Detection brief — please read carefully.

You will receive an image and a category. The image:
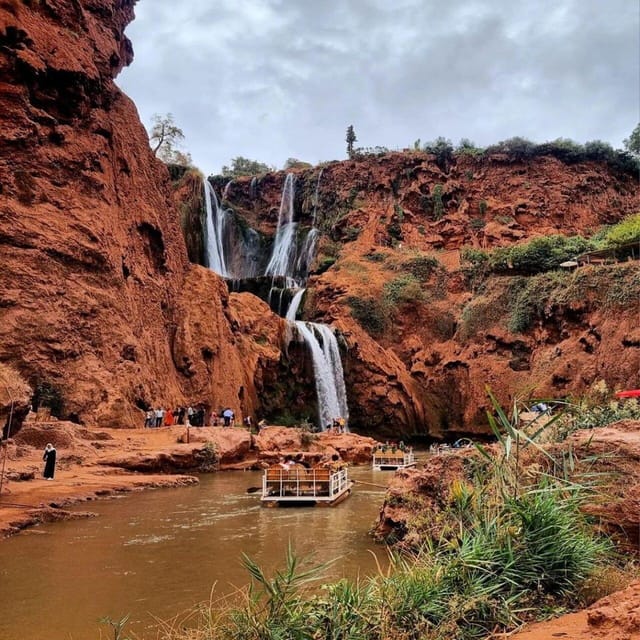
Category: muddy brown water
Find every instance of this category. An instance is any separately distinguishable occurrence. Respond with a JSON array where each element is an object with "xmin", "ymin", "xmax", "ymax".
[{"xmin": 0, "ymin": 467, "xmax": 391, "ymax": 640}]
